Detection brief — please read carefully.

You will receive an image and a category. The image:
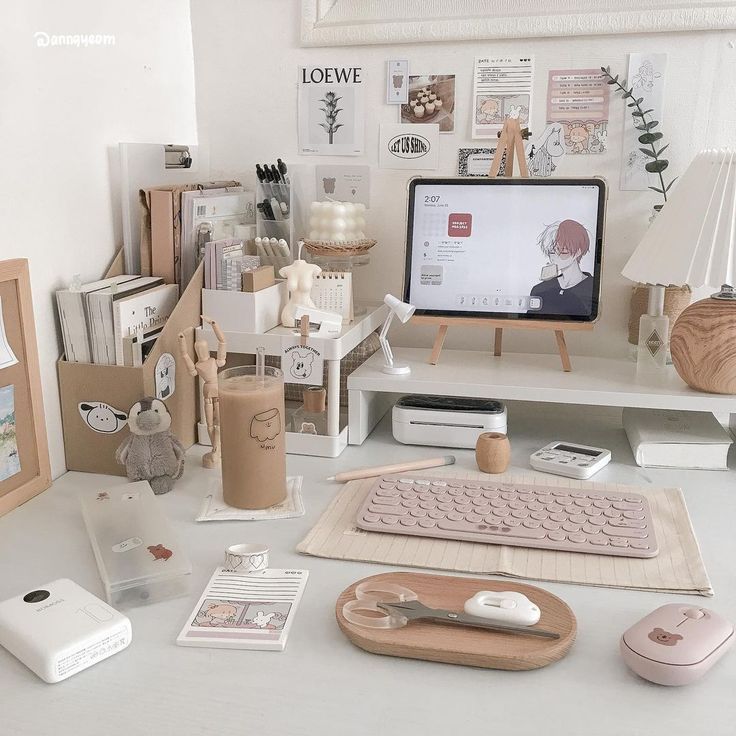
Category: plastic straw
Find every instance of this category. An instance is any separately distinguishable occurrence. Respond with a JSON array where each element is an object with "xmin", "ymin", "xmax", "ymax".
[{"xmin": 256, "ymin": 346, "xmax": 265, "ymax": 380}]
